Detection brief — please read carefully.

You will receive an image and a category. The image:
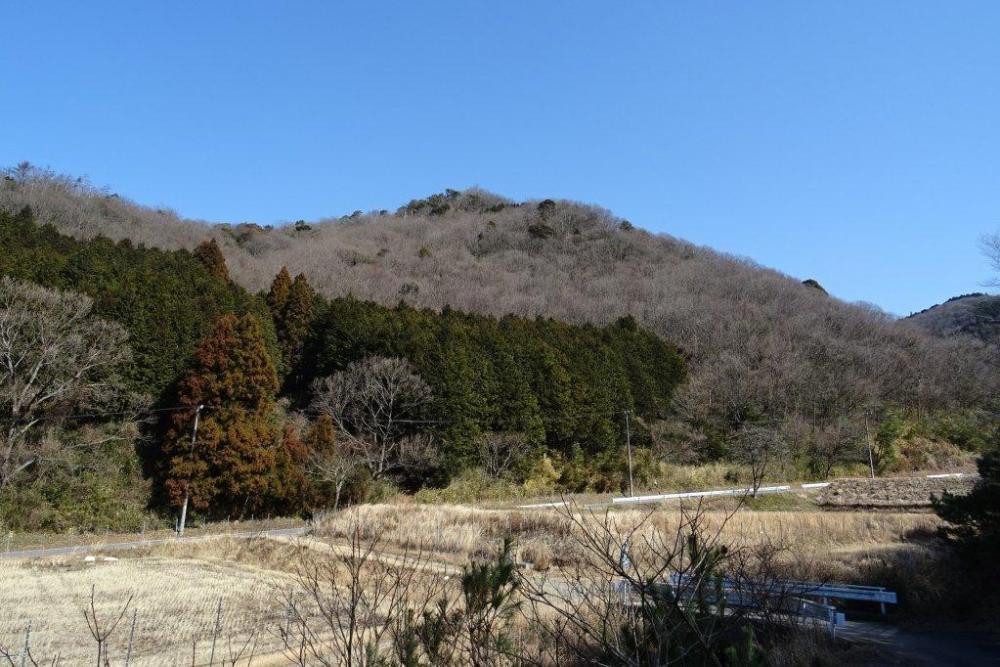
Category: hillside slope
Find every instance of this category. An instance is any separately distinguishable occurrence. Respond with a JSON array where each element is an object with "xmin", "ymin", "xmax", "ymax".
[
  {"xmin": 906, "ymin": 293, "xmax": 1000, "ymax": 345},
  {"xmin": 2, "ymin": 165, "xmax": 996, "ymax": 437}
]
